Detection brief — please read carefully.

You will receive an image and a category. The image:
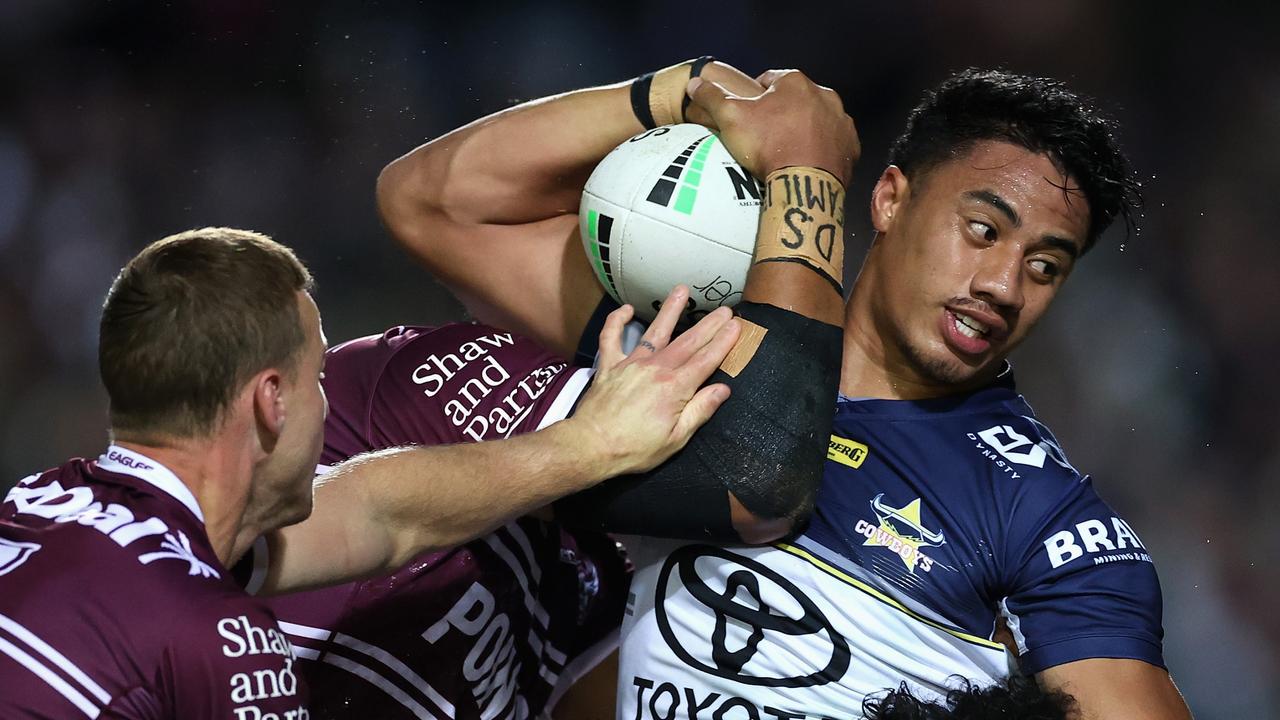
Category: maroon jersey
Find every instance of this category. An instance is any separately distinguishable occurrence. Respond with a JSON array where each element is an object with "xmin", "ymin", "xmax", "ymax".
[
  {"xmin": 261, "ymin": 324, "xmax": 628, "ymax": 719},
  {"xmin": 0, "ymin": 446, "xmax": 308, "ymax": 719}
]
